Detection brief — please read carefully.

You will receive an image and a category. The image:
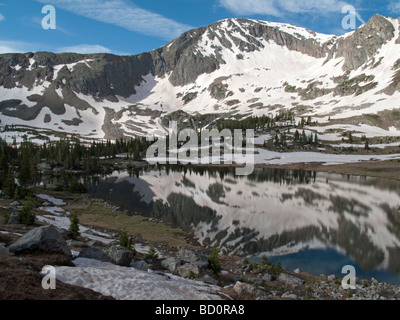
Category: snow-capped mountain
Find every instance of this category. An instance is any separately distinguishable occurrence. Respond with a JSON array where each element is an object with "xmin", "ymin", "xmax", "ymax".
[{"xmin": 0, "ymin": 14, "xmax": 399, "ymax": 142}]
